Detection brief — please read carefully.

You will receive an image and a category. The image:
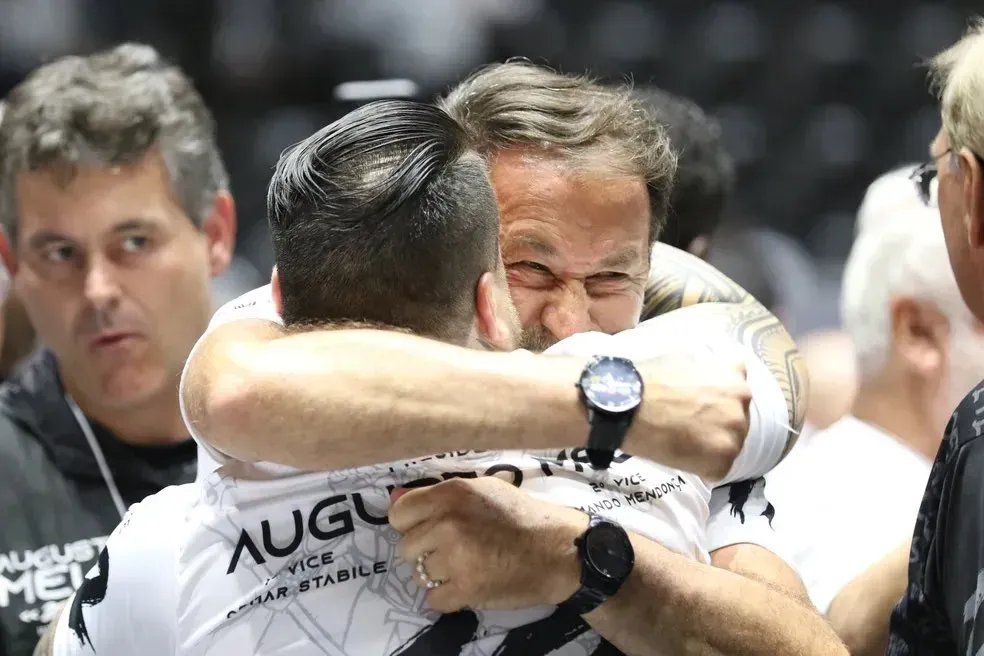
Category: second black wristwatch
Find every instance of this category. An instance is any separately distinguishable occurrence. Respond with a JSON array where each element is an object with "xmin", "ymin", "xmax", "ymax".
[{"xmin": 558, "ymin": 514, "xmax": 636, "ymax": 615}]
